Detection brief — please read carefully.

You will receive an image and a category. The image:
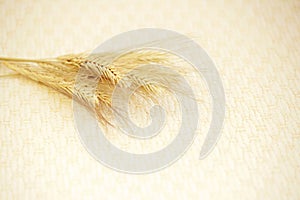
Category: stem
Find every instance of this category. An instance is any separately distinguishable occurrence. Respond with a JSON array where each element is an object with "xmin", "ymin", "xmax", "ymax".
[
  {"xmin": 0, "ymin": 57, "xmax": 58, "ymax": 64},
  {"xmin": 0, "ymin": 57, "xmax": 40, "ymax": 62}
]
